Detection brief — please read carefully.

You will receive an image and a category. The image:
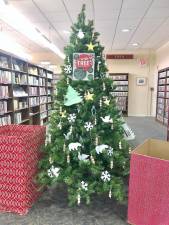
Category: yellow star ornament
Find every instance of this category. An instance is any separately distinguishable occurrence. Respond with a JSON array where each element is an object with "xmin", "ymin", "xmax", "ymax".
[
  {"xmin": 60, "ymin": 110, "xmax": 67, "ymax": 118},
  {"xmin": 84, "ymin": 91, "xmax": 94, "ymax": 101},
  {"xmin": 104, "ymin": 98, "xmax": 110, "ymax": 106},
  {"xmin": 86, "ymin": 42, "xmax": 95, "ymax": 51}
]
